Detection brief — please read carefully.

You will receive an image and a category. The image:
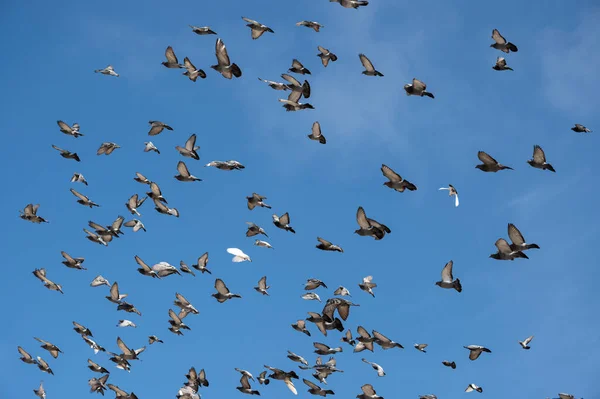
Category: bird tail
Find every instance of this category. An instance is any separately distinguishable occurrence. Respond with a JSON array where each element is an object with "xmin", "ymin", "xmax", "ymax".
[
  {"xmin": 454, "ymin": 279, "xmax": 462, "ymax": 293},
  {"xmin": 515, "ymin": 251, "xmax": 529, "ymax": 259},
  {"xmin": 526, "ymin": 243, "xmax": 540, "ymax": 250},
  {"xmin": 424, "ymin": 92, "xmax": 435, "ymax": 99},
  {"xmin": 231, "ymin": 64, "xmax": 242, "ymax": 78}
]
